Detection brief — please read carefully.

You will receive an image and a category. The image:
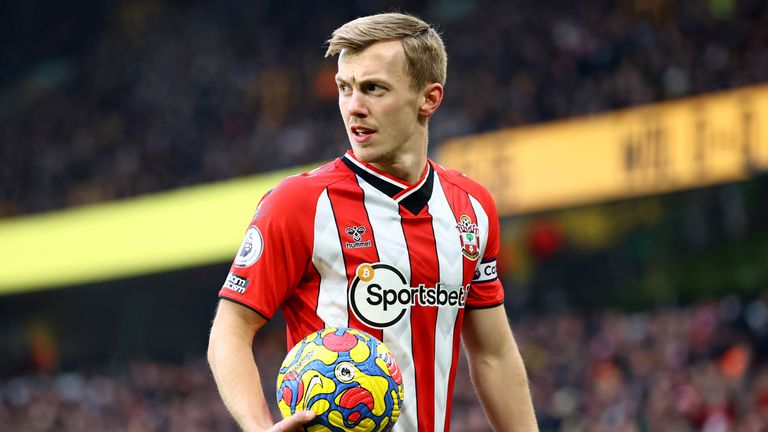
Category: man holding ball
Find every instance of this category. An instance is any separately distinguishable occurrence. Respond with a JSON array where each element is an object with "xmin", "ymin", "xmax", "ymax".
[{"xmin": 208, "ymin": 12, "xmax": 538, "ymax": 432}]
